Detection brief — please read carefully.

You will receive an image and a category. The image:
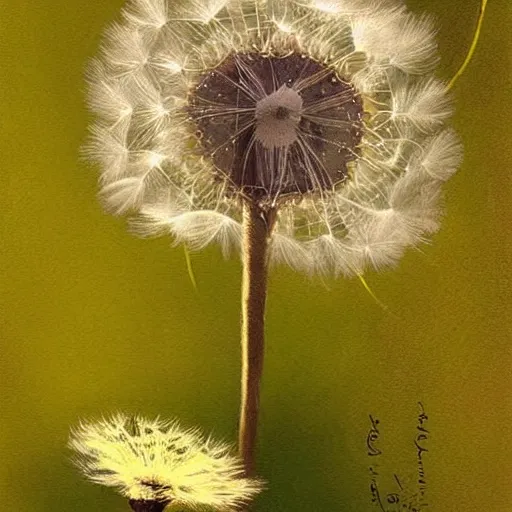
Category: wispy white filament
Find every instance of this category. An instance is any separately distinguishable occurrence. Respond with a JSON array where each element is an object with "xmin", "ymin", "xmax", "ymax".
[{"xmin": 86, "ymin": 0, "xmax": 462, "ymax": 276}]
